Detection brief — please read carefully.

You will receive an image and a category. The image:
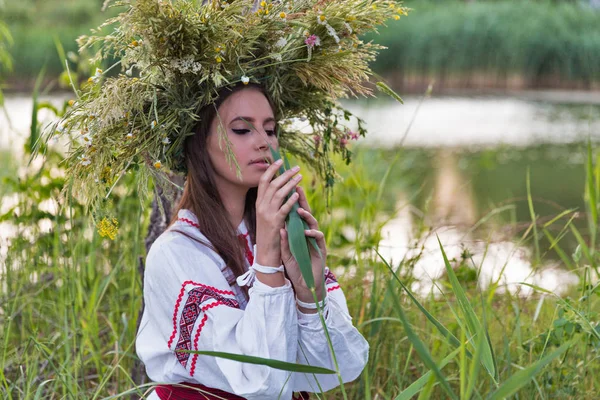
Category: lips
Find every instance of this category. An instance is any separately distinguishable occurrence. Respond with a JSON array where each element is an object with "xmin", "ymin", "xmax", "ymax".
[{"xmin": 250, "ymin": 158, "xmax": 272, "ymax": 165}]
